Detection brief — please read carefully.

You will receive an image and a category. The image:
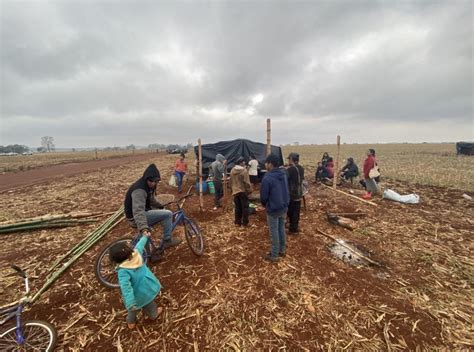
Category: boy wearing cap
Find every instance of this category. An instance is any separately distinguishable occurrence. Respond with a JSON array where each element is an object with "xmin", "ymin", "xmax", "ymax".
[
  {"xmin": 124, "ymin": 164, "xmax": 181, "ymax": 261},
  {"xmin": 286, "ymin": 153, "xmax": 305, "ymax": 234},
  {"xmin": 260, "ymin": 154, "xmax": 289, "ymax": 262},
  {"xmin": 230, "ymin": 157, "xmax": 252, "ymax": 226}
]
